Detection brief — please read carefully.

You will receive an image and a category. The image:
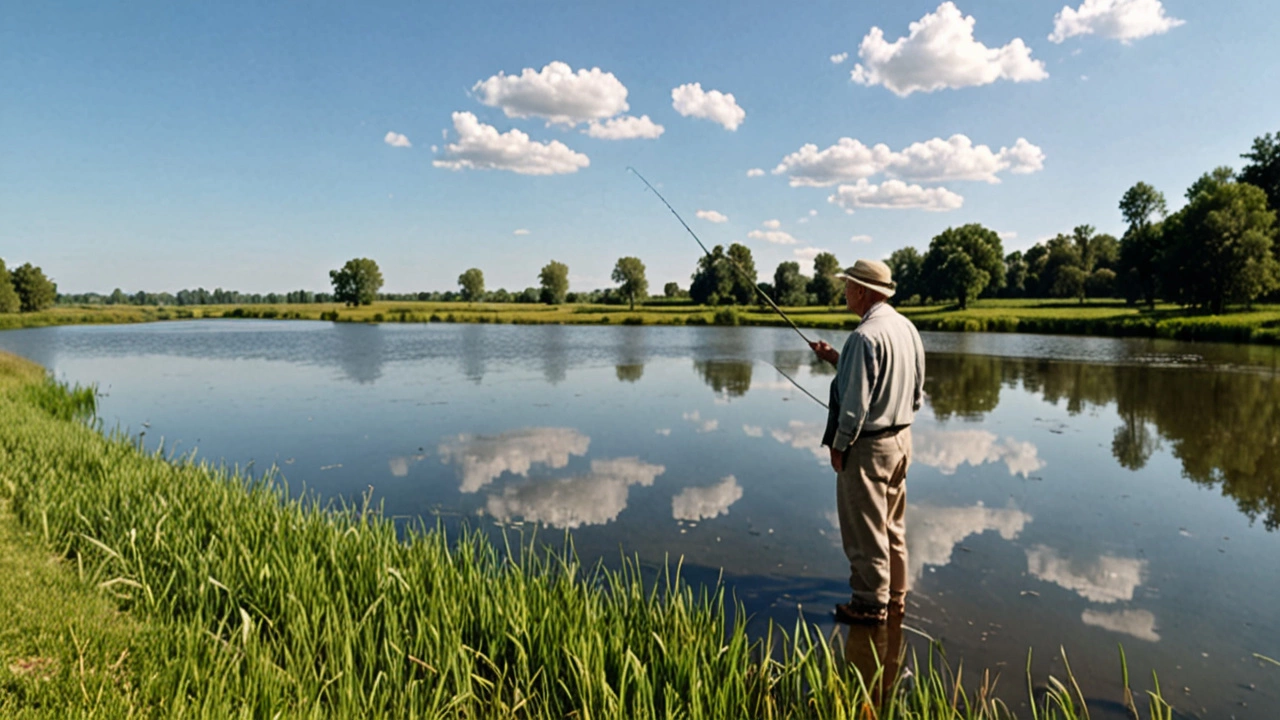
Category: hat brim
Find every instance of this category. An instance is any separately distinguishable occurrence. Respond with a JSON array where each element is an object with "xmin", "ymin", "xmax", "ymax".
[{"xmin": 836, "ymin": 273, "xmax": 896, "ymax": 298}]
